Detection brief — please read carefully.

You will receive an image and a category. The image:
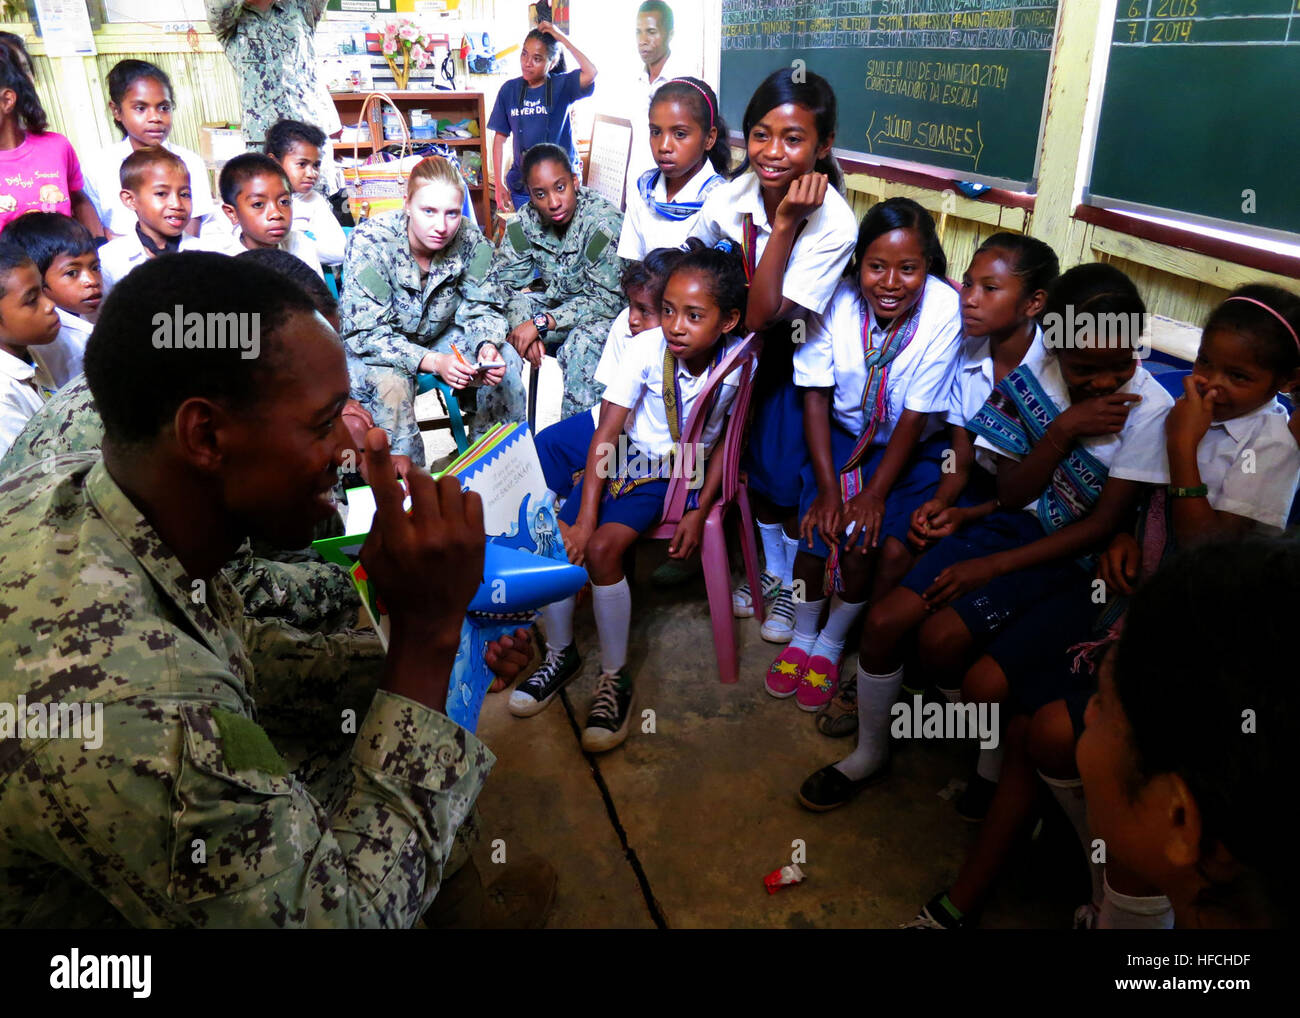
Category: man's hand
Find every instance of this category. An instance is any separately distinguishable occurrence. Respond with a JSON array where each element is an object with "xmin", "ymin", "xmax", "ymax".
[
  {"xmin": 360, "ymin": 429, "xmax": 484, "ymax": 643},
  {"xmin": 494, "ymin": 182, "xmax": 514, "ymax": 213}
]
